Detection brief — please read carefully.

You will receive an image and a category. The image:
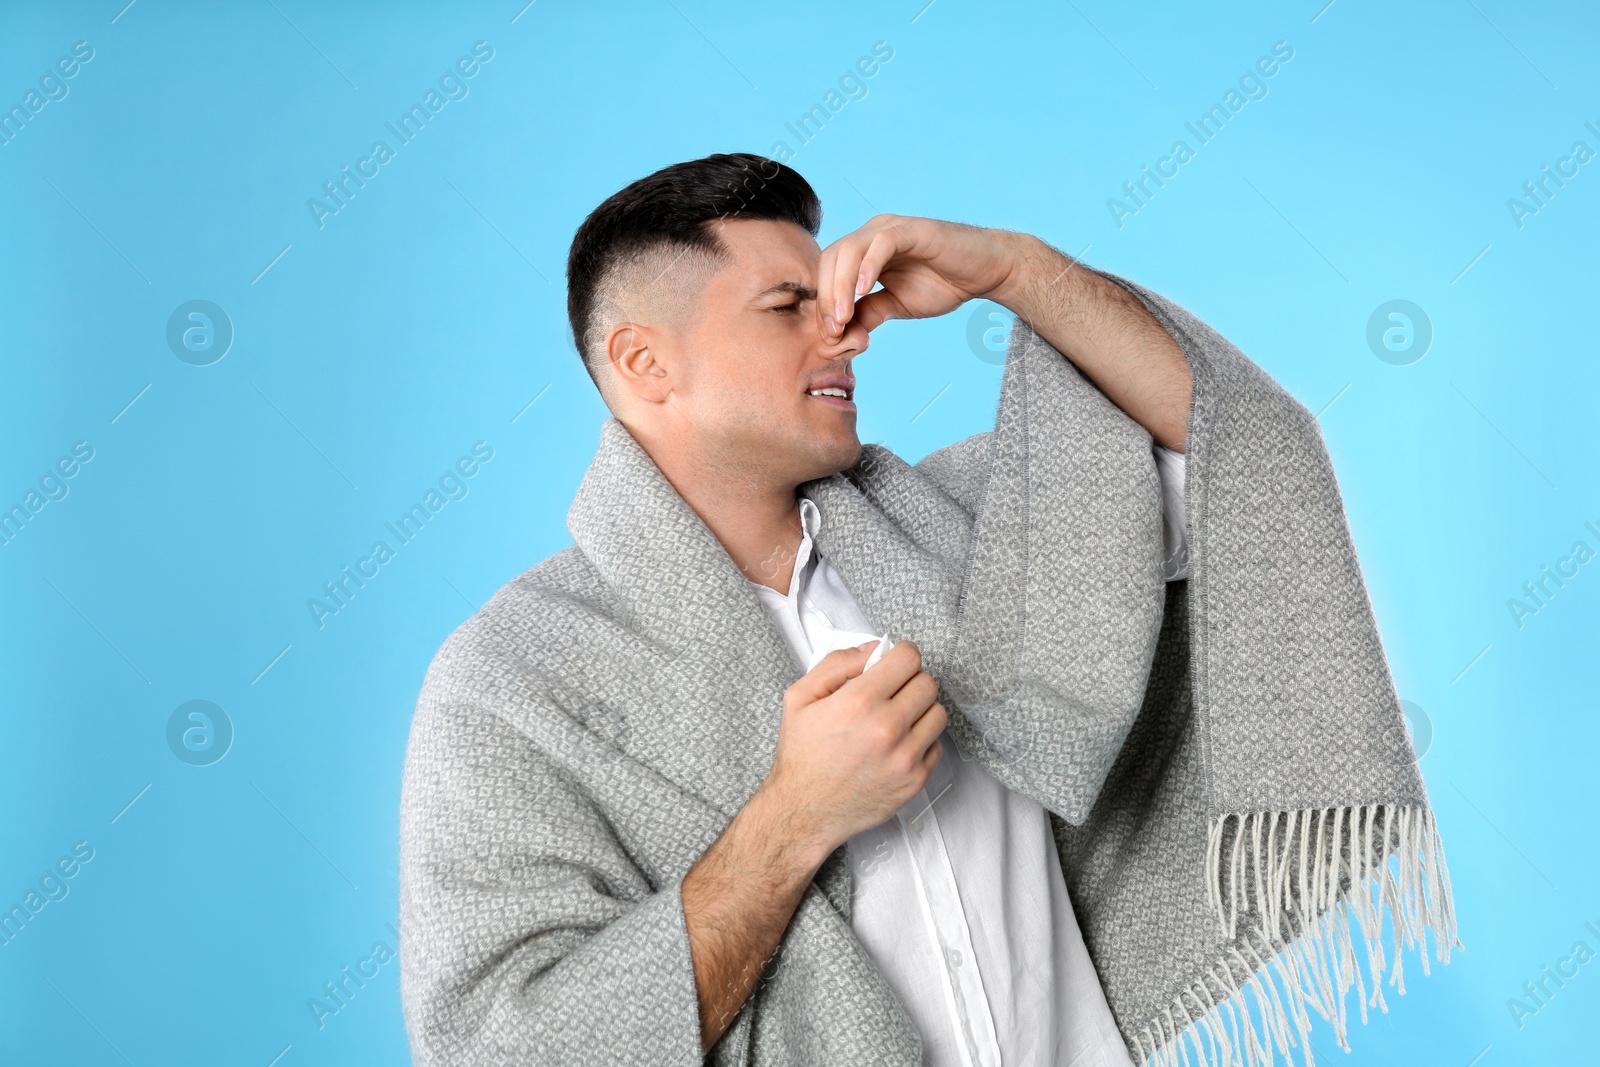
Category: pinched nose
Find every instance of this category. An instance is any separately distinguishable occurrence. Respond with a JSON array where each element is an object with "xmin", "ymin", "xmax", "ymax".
[{"xmin": 817, "ymin": 307, "xmax": 870, "ymax": 359}]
